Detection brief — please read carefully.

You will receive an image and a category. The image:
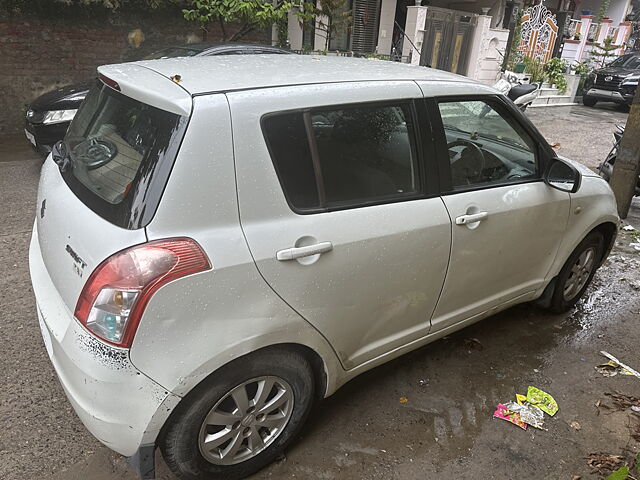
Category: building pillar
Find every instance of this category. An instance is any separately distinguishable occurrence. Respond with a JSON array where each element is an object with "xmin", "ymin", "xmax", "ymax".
[
  {"xmin": 288, "ymin": 9, "xmax": 303, "ymax": 50},
  {"xmin": 402, "ymin": 6, "xmax": 429, "ymax": 64},
  {"xmin": 376, "ymin": 0, "xmax": 398, "ymax": 55}
]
